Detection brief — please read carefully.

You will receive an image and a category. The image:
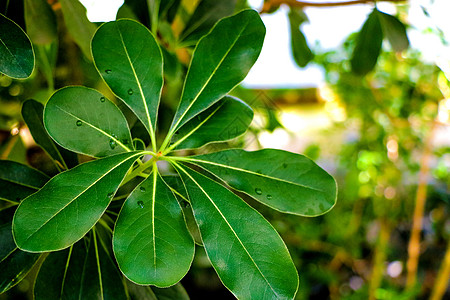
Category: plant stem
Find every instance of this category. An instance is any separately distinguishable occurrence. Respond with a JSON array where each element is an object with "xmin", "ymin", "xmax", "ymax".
[
  {"xmin": 406, "ymin": 120, "xmax": 437, "ymax": 289},
  {"xmin": 429, "ymin": 239, "xmax": 450, "ymax": 300},
  {"xmin": 261, "ymin": 0, "xmax": 406, "ymax": 12},
  {"xmin": 369, "ymin": 219, "xmax": 391, "ymax": 300}
]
